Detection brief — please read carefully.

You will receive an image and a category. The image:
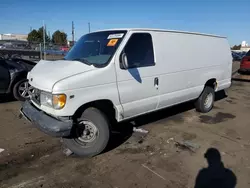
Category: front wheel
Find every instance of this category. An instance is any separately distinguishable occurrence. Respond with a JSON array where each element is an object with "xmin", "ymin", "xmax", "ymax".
[
  {"xmin": 13, "ymin": 79, "xmax": 34, "ymax": 101},
  {"xmin": 195, "ymin": 86, "xmax": 215, "ymax": 113},
  {"xmin": 63, "ymin": 107, "xmax": 110, "ymax": 157}
]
